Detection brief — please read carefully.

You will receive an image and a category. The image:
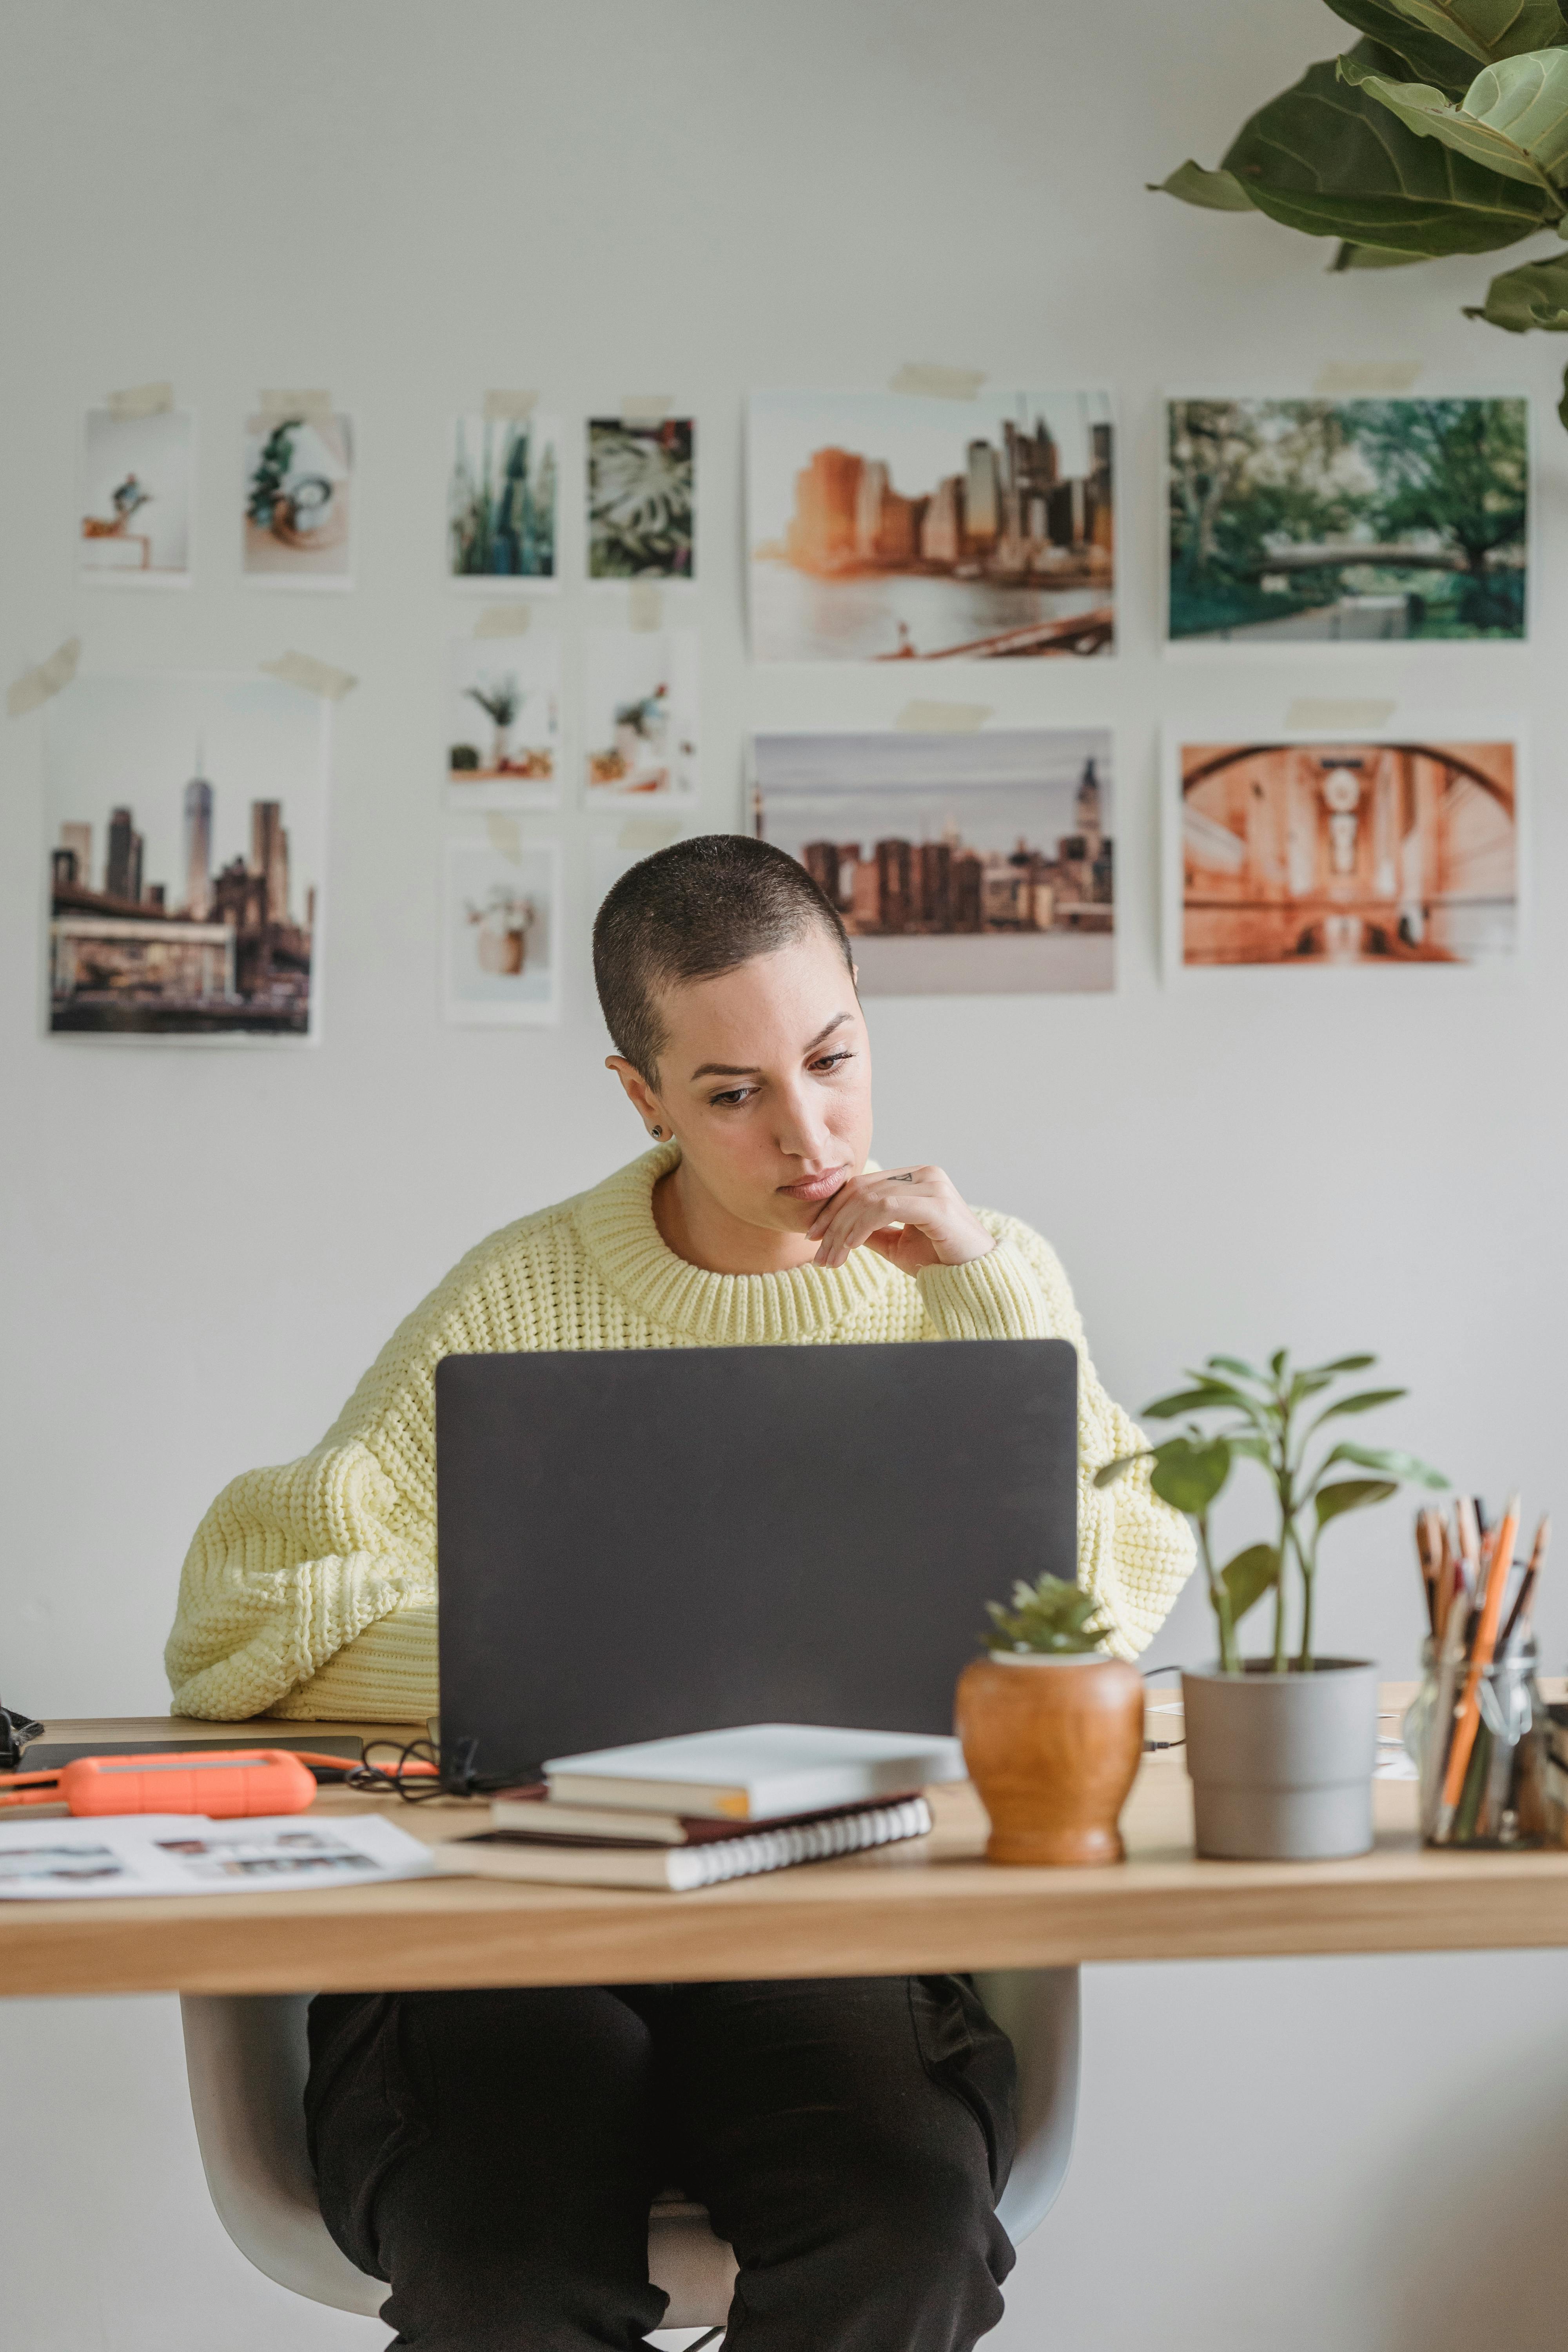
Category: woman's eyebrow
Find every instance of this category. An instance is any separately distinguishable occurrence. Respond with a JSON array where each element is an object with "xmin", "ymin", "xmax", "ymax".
[{"xmin": 689, "ymin": 1012, "xmax": 851, "ymax": 1083}]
